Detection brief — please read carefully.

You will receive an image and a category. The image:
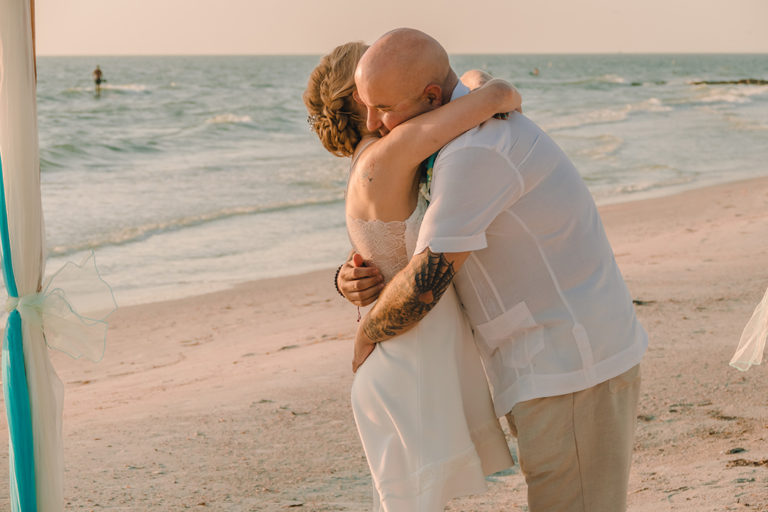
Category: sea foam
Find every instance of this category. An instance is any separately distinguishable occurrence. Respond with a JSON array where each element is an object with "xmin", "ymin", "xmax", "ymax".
[{"xmin": 205, "ymin": 113, "xmax": 253, "ymax": 124}]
